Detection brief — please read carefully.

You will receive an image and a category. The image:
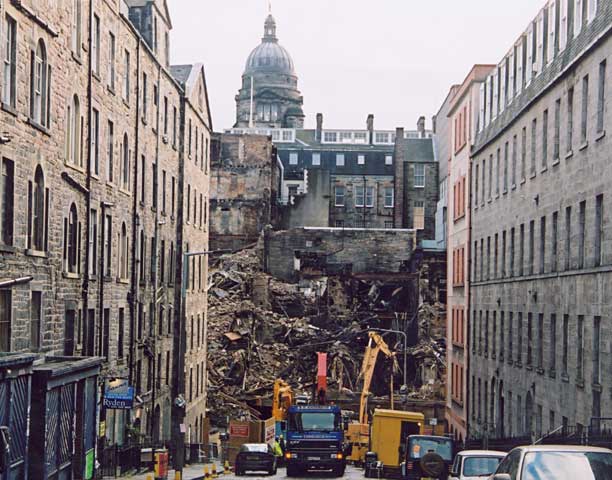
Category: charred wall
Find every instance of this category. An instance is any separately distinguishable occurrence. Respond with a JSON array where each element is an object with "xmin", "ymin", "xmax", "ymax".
[{"xmin": 210, "ymin": 134, "xmax": 279, "ymax": 251}]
